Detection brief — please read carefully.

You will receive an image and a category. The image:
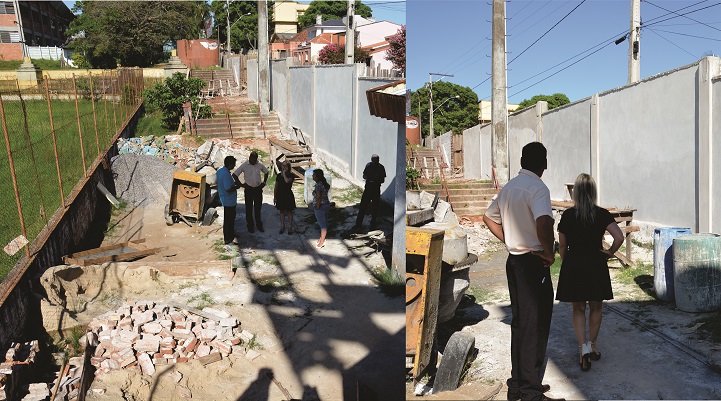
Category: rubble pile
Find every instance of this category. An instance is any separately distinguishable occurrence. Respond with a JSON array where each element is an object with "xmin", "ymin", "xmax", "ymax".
[
  {"xmin": 118, "ymin": 136, "xmax": 197, "ymax": 169},
  {"xmin": 50, "ymin": 357, "xmax": 84, "ymax": 401},
  {"xmin": 86, "ymin": 301, "xmax": 252, "ymax": 377},
  {"xmin": 0, "ymin": 341, "xmax": 48, "ymax": 401}
]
